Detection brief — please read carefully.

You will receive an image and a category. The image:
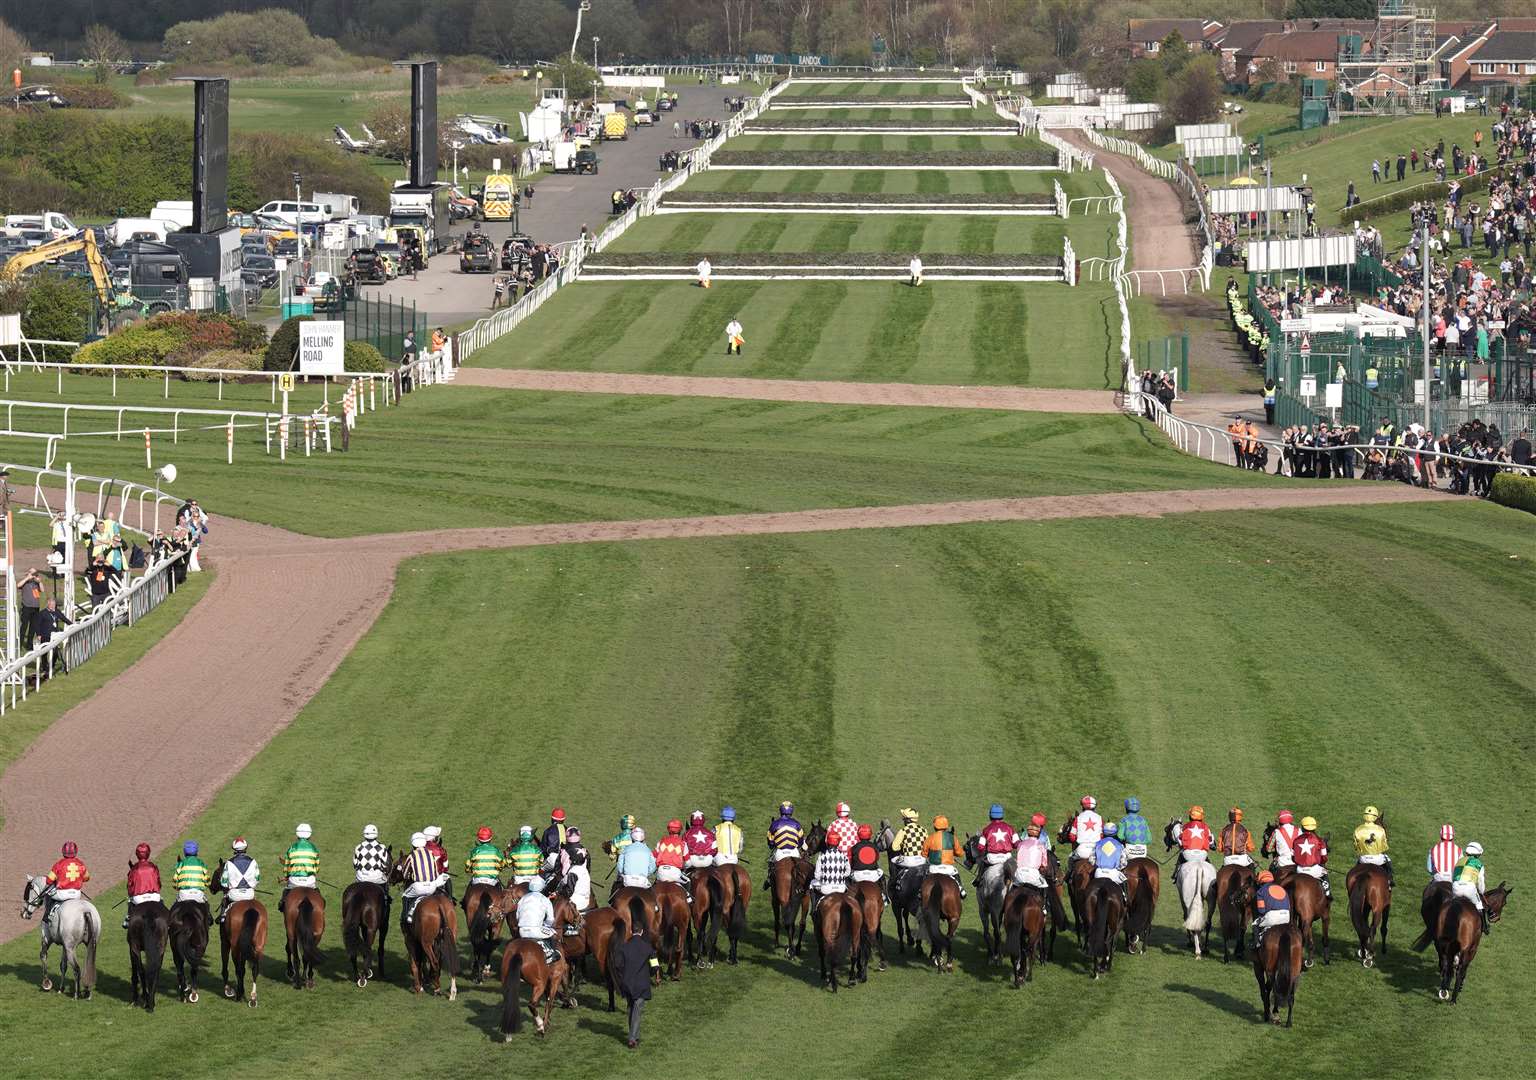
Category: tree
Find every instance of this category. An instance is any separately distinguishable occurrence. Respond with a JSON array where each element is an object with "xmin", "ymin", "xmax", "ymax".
[
  {"xmin": 82, "ymin": 24, "xmax": 126, "ymax": 83},
  {"xmin": 1163, "ymin": 54, "xmax": 1222, "ymax": 125},
  {"xmin": 0, "ymin": 17, "xmax": 29, "ymax": 80},
  {"xmin": 548, "ymin": 58, "xmax": 598, "ymax": 101},
  {"xmin": 1125, "ymin": 59, "xmax": 1166, "ymax": 104},
  {"xmin": 1286, "ymin": 0, "xmax": 1375, "ymax": 17},
  {"xmin": 1159, "ymin": 31, "xmax": 1190, "ymax": 76}
]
